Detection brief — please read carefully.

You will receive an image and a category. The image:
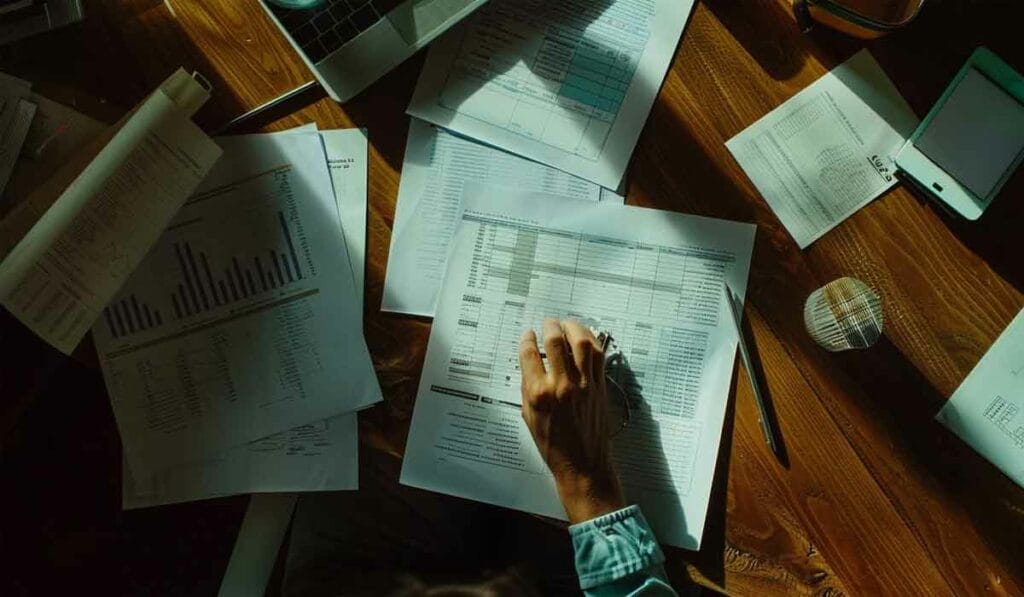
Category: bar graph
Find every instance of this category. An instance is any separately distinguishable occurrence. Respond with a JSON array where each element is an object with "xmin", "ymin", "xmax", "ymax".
[
  {"xmin": 101, "ymin": 202, "xmax": 312, "ymax": 341},
  {"xmin": 103, "ymin": 295, "xmax": 163, "ymax": 339},
  {"xmin": 167, "ymin": 209, "xmax": 306, "ymax": 319}
]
